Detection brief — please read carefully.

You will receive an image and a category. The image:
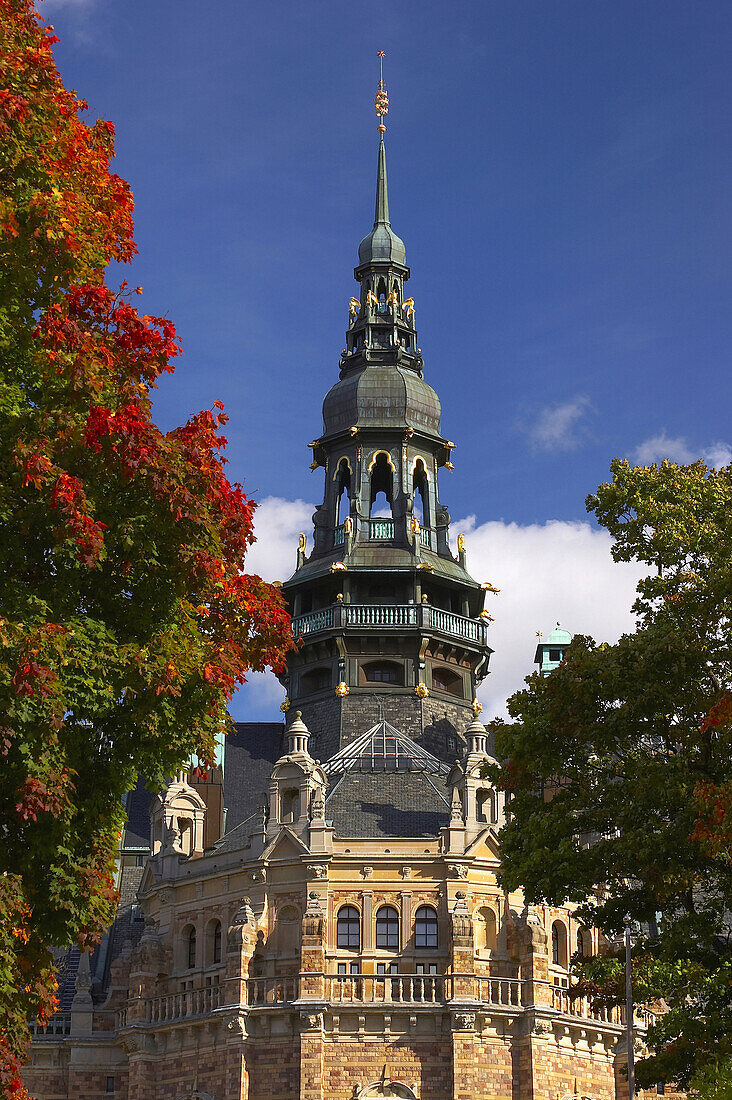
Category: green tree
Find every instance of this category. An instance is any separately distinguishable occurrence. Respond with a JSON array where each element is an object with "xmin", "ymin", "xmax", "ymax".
[
  {"xmin": 490, "ymin": 457, "xmax": 732, "ymax": 1094},
  {"xmin": 0, "ymin": 1, "xmax": 293, "ymax": 1092}
]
